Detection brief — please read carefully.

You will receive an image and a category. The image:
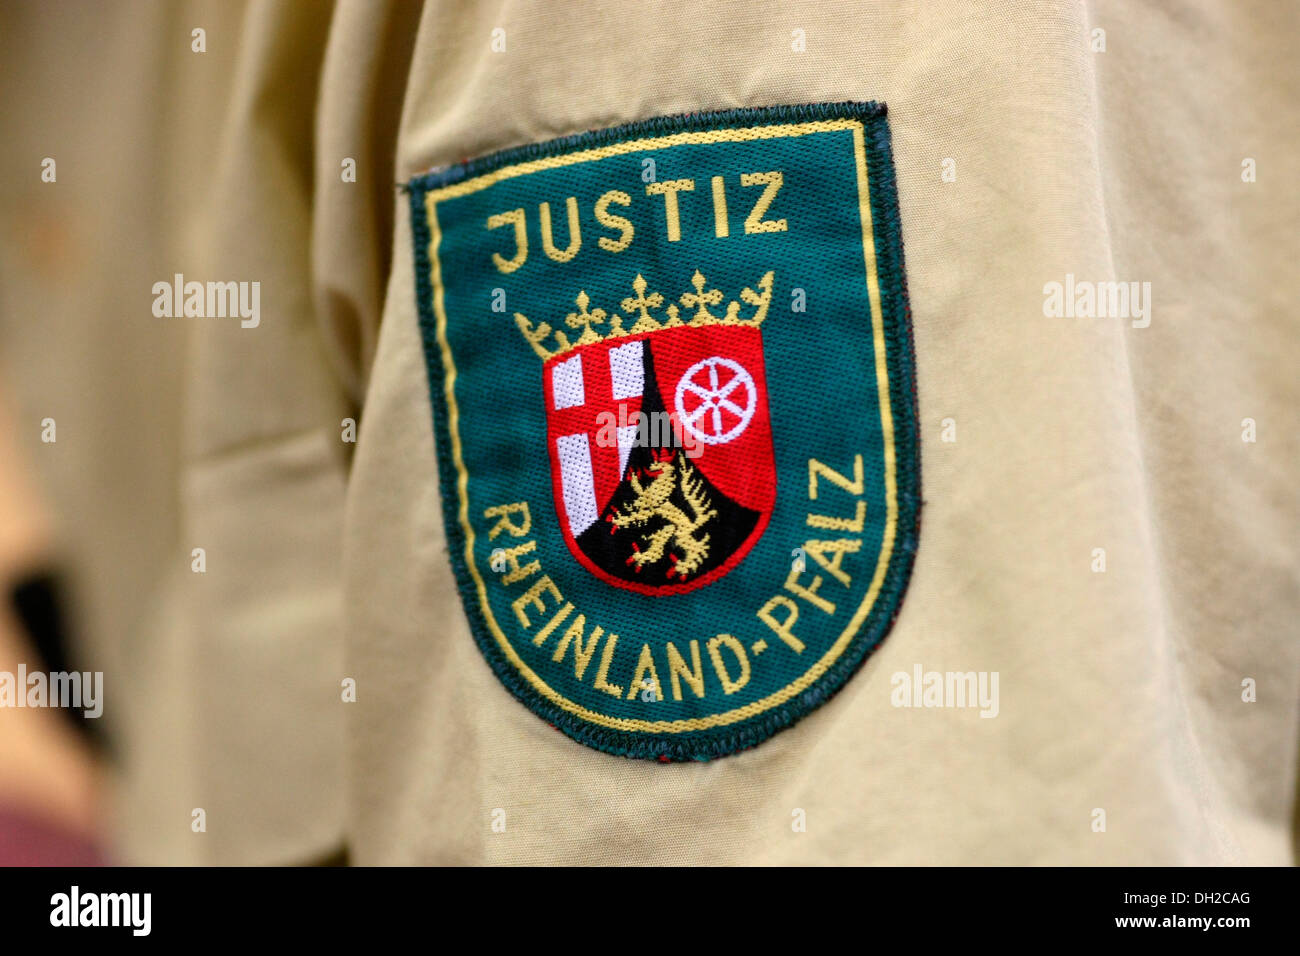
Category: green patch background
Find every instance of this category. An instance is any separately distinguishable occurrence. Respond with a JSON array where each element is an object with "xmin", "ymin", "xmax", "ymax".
[{"xmin": 409, "ymin": 103, "xmax": 919, "ymax": 760}]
